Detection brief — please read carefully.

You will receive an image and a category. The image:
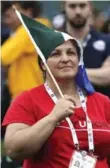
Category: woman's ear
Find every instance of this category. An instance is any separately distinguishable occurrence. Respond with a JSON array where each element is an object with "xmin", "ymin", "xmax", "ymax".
[{"xmin": 41, "ymin": 61, "xmax": 46, "ymax": 71}]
